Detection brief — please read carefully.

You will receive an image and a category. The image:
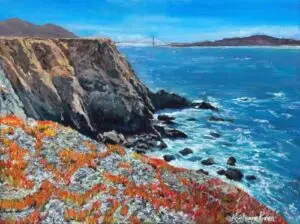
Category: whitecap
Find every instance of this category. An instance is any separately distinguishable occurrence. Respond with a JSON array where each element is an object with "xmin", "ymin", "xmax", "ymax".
[
  {"xmin": 234, "ymin": 57, "xmax": 251, "ymax": 61},
  {"xmin": 268, "ymin": 110, "xmax": 279, "ymax": 118},
  {"xmin": 284, "ymin": 101, "xmax": 300, "ymax": 110},
  {"xmin": 233, "ymin": 97, "xmax": 257, "ymax": 103},
  {"xmin": 254, "ymin": 119, "xmax": 270, "ymax": 124},
  {"xmin": 281, "ymin": 113, "xmax": 293, "ymax": 119},
  {"xmin": 266, "ymin": 91, "xmax": 286, "ymax": 99}
]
